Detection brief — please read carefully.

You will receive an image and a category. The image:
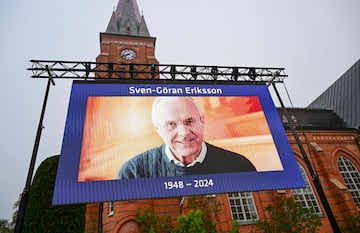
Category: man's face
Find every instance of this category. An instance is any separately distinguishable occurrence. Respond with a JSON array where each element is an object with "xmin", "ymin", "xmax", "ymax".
[{"xmin": 154, "ymin": 97, "xmax": 204, "ymax": 163}]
